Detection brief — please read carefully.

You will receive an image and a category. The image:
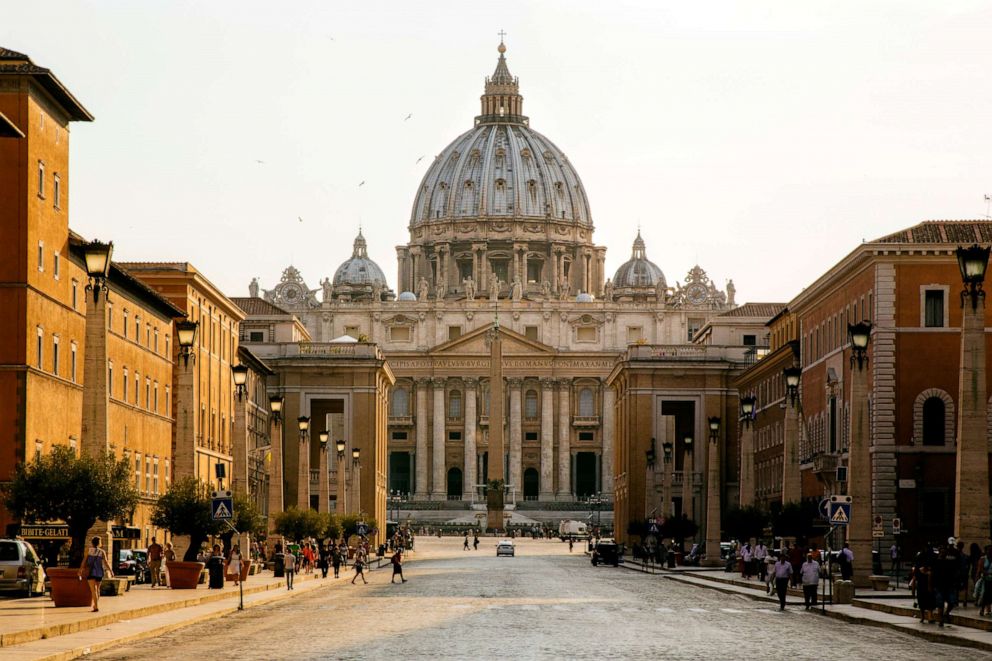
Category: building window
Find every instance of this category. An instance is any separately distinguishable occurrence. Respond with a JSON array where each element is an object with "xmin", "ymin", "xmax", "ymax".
[
  {"xmin": 35, "ymin": 440, "xmax": 43, "ymax": 462},
  {"xmin": 37, "ymin": 241, "xmax": 44, "ymax": 272},
  {"xmin": 743, "ymin": 334, "xmax": 756, "ymax": 346},
  {"xmin": 123, "ymin": 310, "xmax": 128, "ymax": 338},
  {"xmin": 52, "ymin": 336, "xmax": 59, "ymax": 375},
  {"xmin": 687, "ymin": 319, "xmax": 703, "ymax": 342},
  {"xmin": 135, "ymin": 316, "xmax": 141, "ymax": 342},
  {"xmin": 924, "ymin": 289, "xmax": 946, "ymax": 328},
  {"xmin": 134, "ymin": 372, "xmax": 140, "ymax": 405},
  {"xmin": 145, "ymin": 378, "xmax": 151, "ymax": 409},
  {"xmin": 922, "ymin": 397, "xmax": 946, "ymax": 446},
  {"xmin": 108, "ymin": 361, "xmax": 113, "ymax": 393},
  {"xmin": 249, "ymin": 331, "xmax": 264, "ymax": 342},
  {"xmin": 627, "ymin": 326, "xmax": 643, "ymax": 344},
  {"xmin": 165, "ymin": 459, "xmax": 171, "ymax": 487},
  {"xmin": 36, "ymin": 326, "xmax": 43, "ymax": 368},
  {"xmin": 70, "ymin": 343, "xmax": 77, "ymax": 382},
  {"xmin": 145, "ymin": 455, "xmax": 151, "ymax": 493},
  {"xmin": 344, "ymin": 325, "xmax": 360, "ymax": 340},
  {"xmin": 389, "ymin": 326, "xmax": 411, "ymax": 342},
  {"xmin": 53, "ymin": 174, "xmax": 61, "ymax": 209},
  {"xmin": 134, "ymin": 453, "xmax": 141, "ymax": 490},
  {"xmin": 154, "ymin": 327, "xmax": 159, "ymax": 352},
  {"xmin": 391, "ymin": 431, "xmax": 408, "ymax": 441},
  {"xmin": 71, "ymin": 280, "xmax": 78, "ymax": 310},
  {"xmin": 153, "ymin": 457, "xmax": 160, "ymax": 494},
  {"xmin": 525, "ymin": 431, "xmax": 538, "ymax": 441},
  {"xmin": 166, "ymin": 386, "xmax": 171, "ymax": 416},
  {"xmin": 576, "ymin": 327, "xmax": 596, "ymax": 342},
  {"xmin": 448, "ymin": 390, "xmax": 462, "ymax": 418},
  {"xmin": 391, "ymin": 388, "xmax": 409, "ymax": 417},
  {"xmin": 37, "ymin": 160, "xmax": 45, "ymax": 197},
  {"xmin": 122, "ymin": 367, "xmax": 128, "ymax": 402},
  {"xmin": 524, "ymin": 326, "xmax": 539, "ymax": 341},
  {"xmin": 53, "ymin": 251, "xmax": 60, "ymax": 279},
  {"xmin": 524, "ymin": 389, "xmax": 538, "ymax": 419},
  {"xmin": 578, "ymin": 431, "xmax": 594, "ymax": 441},
  {"xmin": 165, "ymin": 335, "xmax": 170, "ymax": 358},
  {"xmin": 448, "ymin": 326, "xmax": 461, "ymax": 341},
  {"xmin": 578, "ymin": 388, "xmax": 594, "ymax": 416},
  {"xmin": 448, "ymin": 431, "xmax": 462, "ymax": 442}
]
